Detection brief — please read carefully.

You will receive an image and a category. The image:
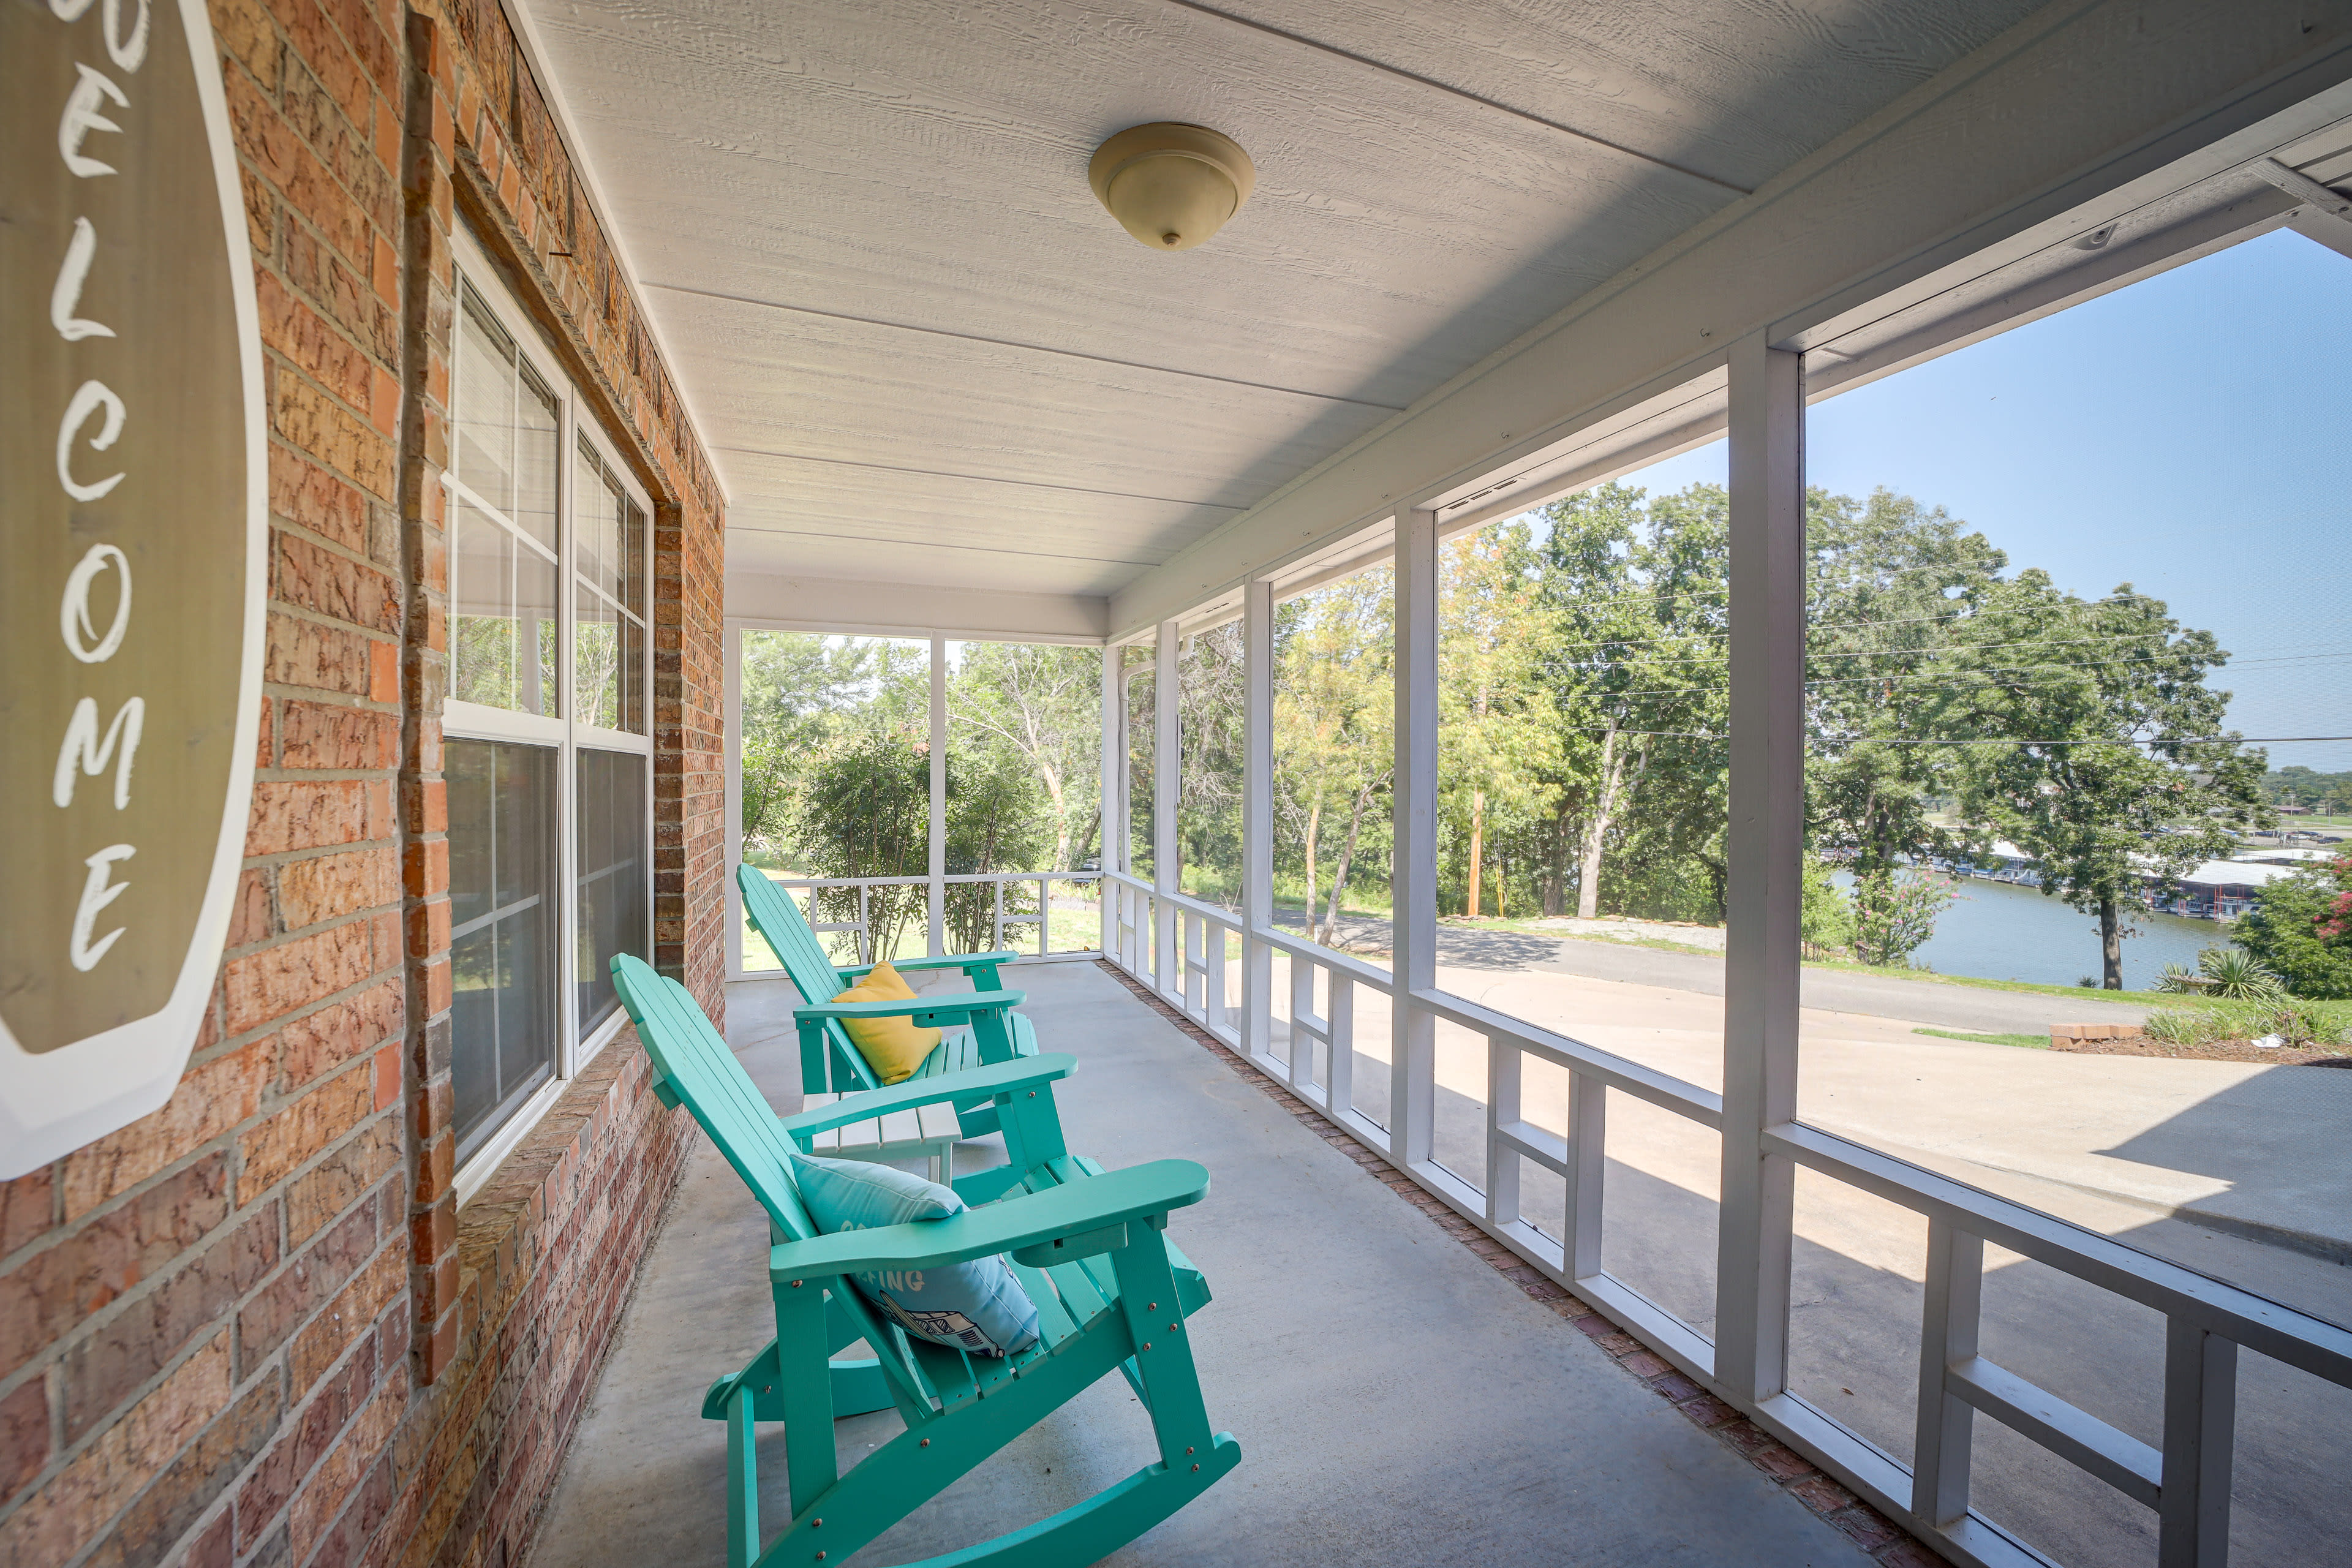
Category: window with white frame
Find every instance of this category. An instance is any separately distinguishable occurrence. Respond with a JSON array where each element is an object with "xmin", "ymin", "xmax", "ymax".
[{"xmin": 444, "ymin": 225, "xmax": 653, "ymax": 1187}]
